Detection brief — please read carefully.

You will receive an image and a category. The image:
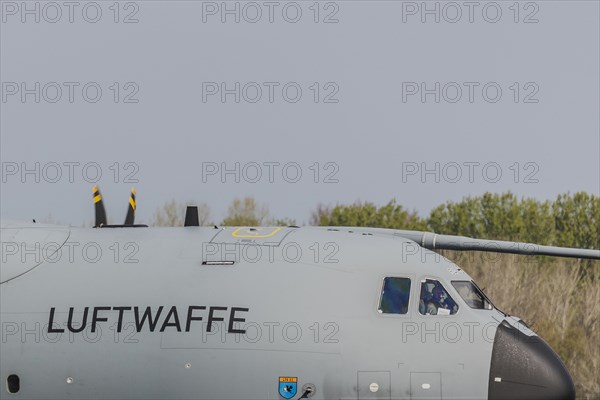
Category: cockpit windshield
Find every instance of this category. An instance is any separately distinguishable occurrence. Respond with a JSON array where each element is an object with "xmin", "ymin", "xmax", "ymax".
[{"xmin": 451, "ymin": 281, "xmax": 493, "ymax": 310}]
